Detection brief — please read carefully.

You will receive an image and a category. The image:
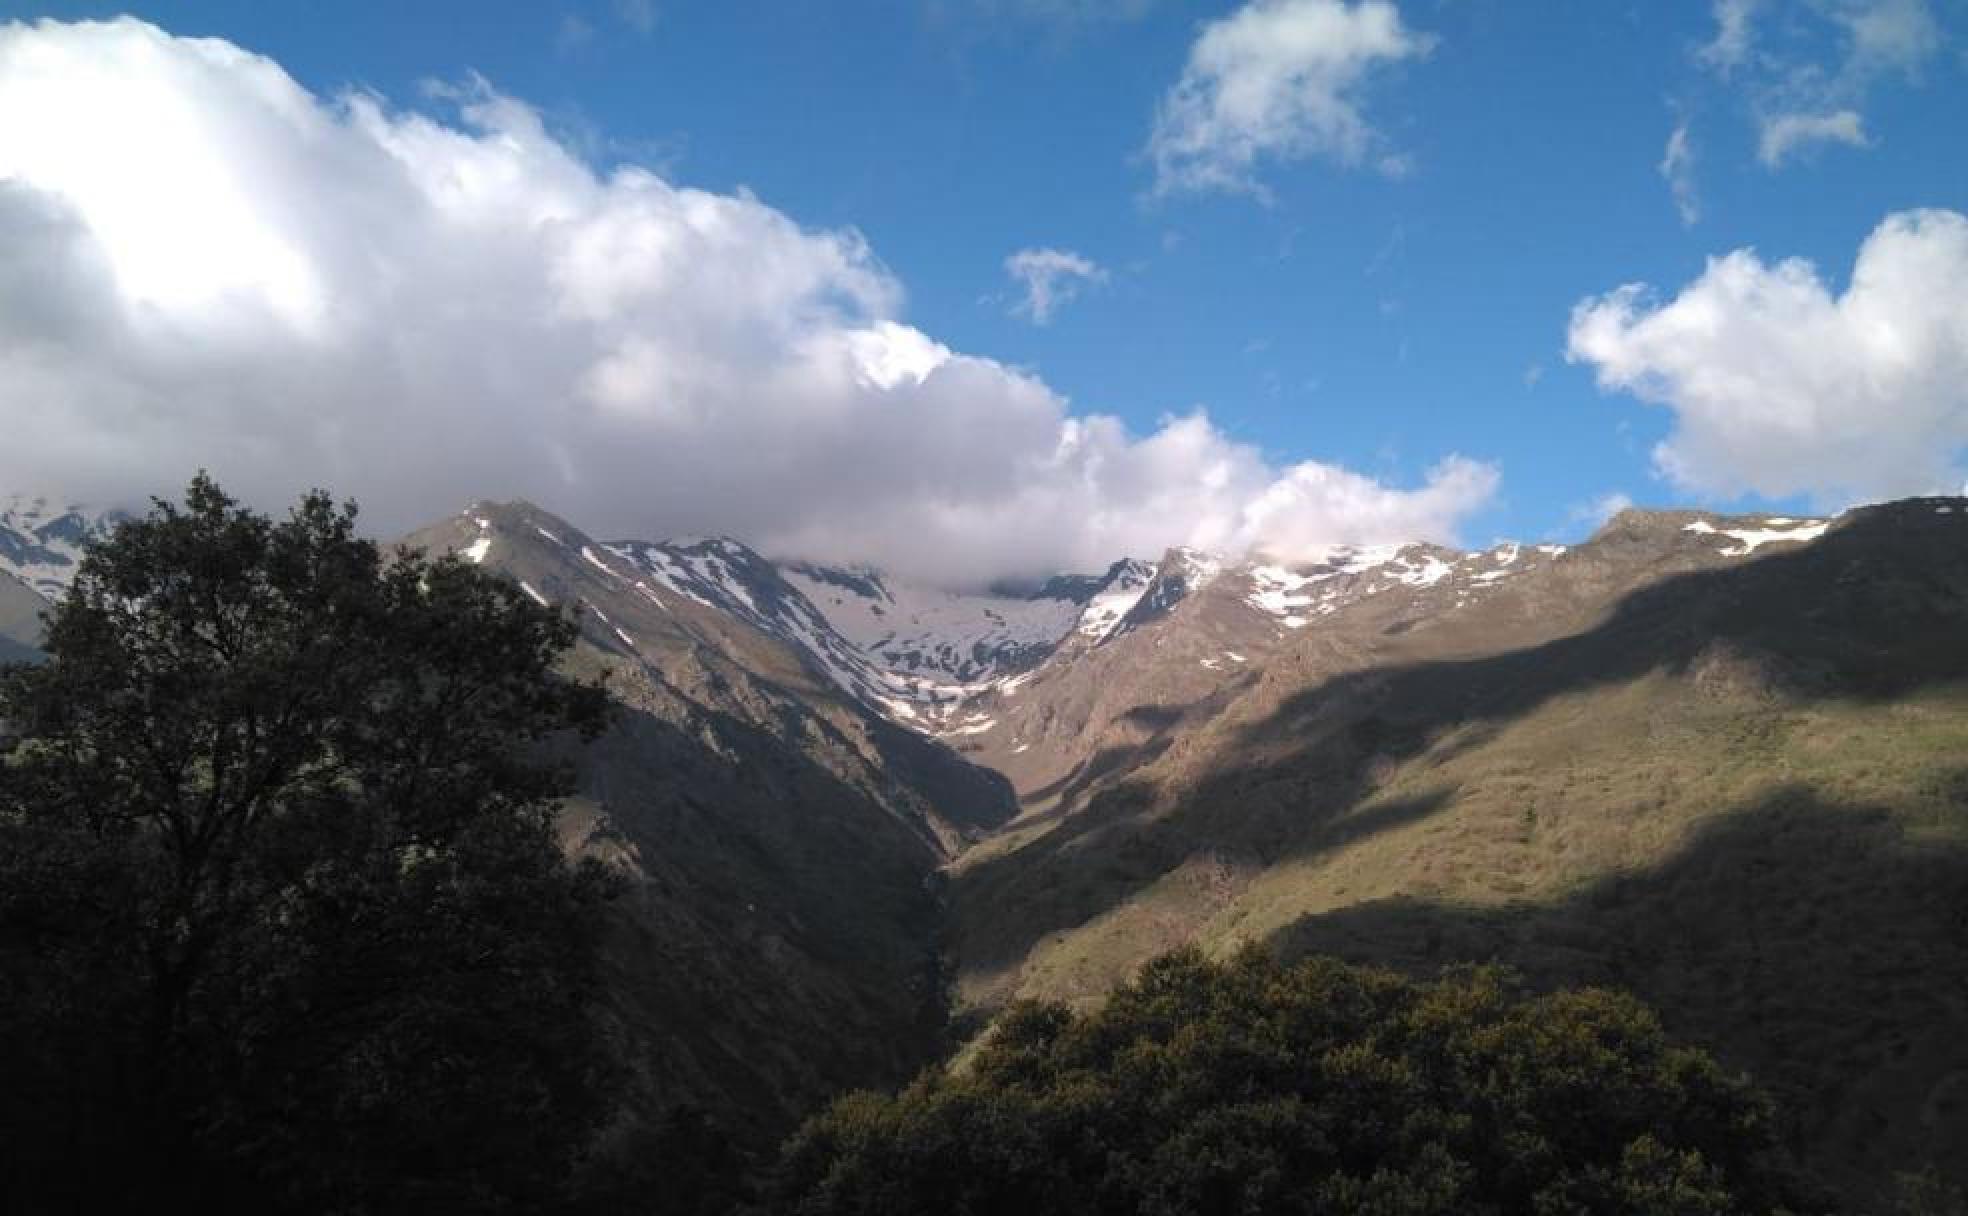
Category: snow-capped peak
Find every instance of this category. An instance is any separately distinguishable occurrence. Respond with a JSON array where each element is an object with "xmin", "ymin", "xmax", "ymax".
[
  {"xmin": 785, "ymin": 557, "xmax": 1143, "ymax": 688},
  {"xmin": 1106, "ymin": 546, "xmax": 1228, "ymax": 636},
  {"xmin": 0, "ymin": 497, "xmax": 124, "ymax": 599},
  {"xmin": 1073, "ymin": 557, "xmax": 1157, "ymax": 641}
]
